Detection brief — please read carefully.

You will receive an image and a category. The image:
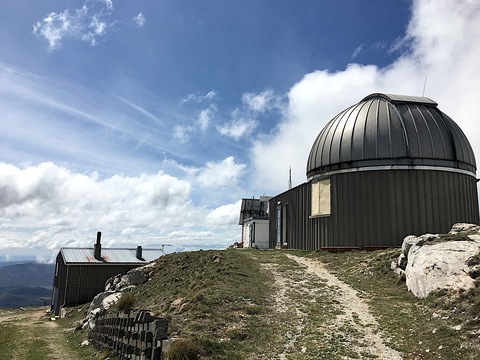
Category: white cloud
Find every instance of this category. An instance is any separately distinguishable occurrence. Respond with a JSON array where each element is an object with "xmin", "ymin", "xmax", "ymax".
[
  {"xmin": 218, "ymin": 89, "xmax": 282, "ymax": 140},
  {"xmin": 102, "ymin": 0, "xmax": 114, "ymax": 10},
  {"xmin": 205, "ymin": 90, "xmax": 217, "ymax": 100},
  {"xmin": 133, "ymin": 12, "xmax": 145, "ymax": 27},
  {"xmin": 174, "ymin": 104, "xmax": 218, "ymax": 141},
  {"xmin": 0, "ymin": 162, "xmax": 193, "ymax": 225},
  {"xmin": 251, "ymin": 0, "xmax": 480, "ymax": 193},
  {"xmin": 173, "ymin": 125, "xmax": 193, "ymax": 144},
  {"xmin": 196, "ymin": 156, "xmax": 246, "ymax": 187},
  {"xmin": 217, "ymin": 111, "xmax": 257, "ymax": 139},
  {"xmin": 351, "ymin": 44, "xmax": 364, "ymax": 59},
  {"xmin": 198, "ymin": 110, "xmax": 211, "ymax": 131},
  {"xmin": 32, "ymin": 1, "xmax": 115, "ymax": 49},
  {"xmin": 32, "ymin": 10, "xmax": 71, "ymax": 49},
  {"xmin": 206, "ymin": 200, "xmax": 242, "ymax": 226},
  {"xmin": 0, "ymin": 162, "xmax": 244, "ymax": 258},
  {"xmin": 197, "ymin": 105, "xmax": 217, "ymax": 131},
  {"xmin": 180, "ymin": 90, "xmax": 217, "ymax": 104},
  {"xmin": 82, "ymin": 14, "xmax": 108, "ymax": 45},
  {"xmin": 242, "ymin": 89, "xmax": 277, "ymax": 113}
]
